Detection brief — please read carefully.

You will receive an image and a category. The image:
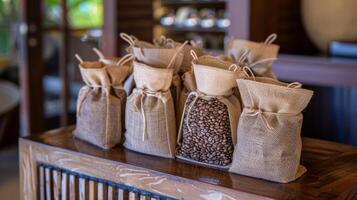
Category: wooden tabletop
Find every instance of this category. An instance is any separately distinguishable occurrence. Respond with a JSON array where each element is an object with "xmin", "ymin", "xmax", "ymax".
[{"xmin": 23, "ymin": 126, "xmax": 357, "ymax": 199}]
